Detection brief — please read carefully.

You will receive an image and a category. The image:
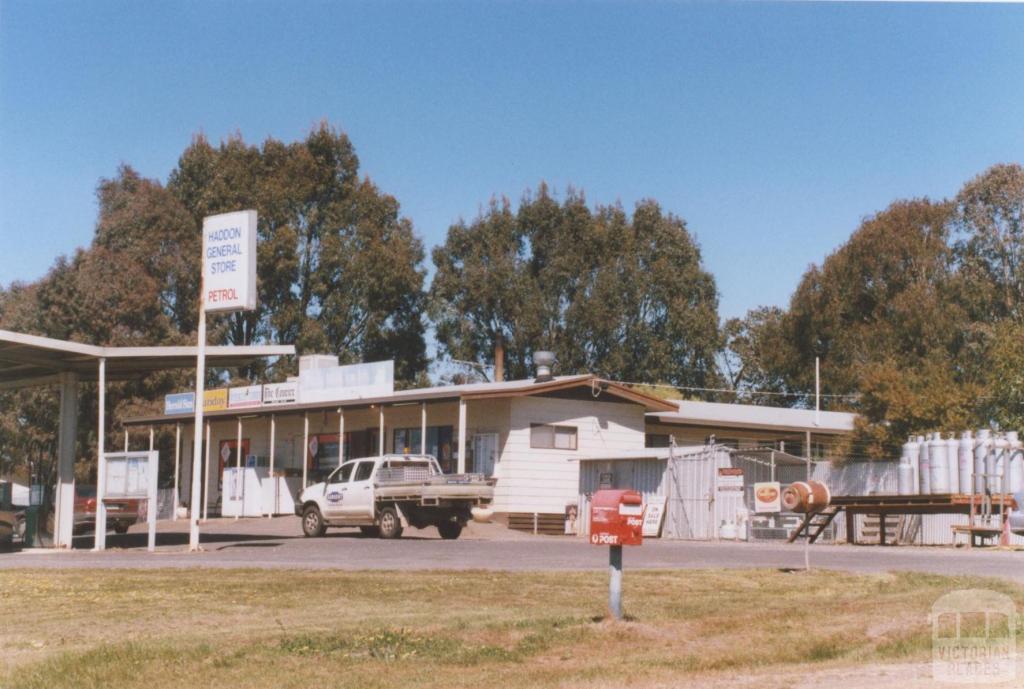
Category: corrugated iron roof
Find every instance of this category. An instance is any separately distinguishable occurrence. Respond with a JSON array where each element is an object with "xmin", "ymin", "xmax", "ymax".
[
  {"xmin": 649, "ymin": 399, "xmax": 856, "ymax": 434},
  {"xmin": 0, "ymin": 329, "xmax": 294, "ymax": 389},
  {"xmin": 123, "ymin": 374, "xmax": 678, "ymax": 425}
]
